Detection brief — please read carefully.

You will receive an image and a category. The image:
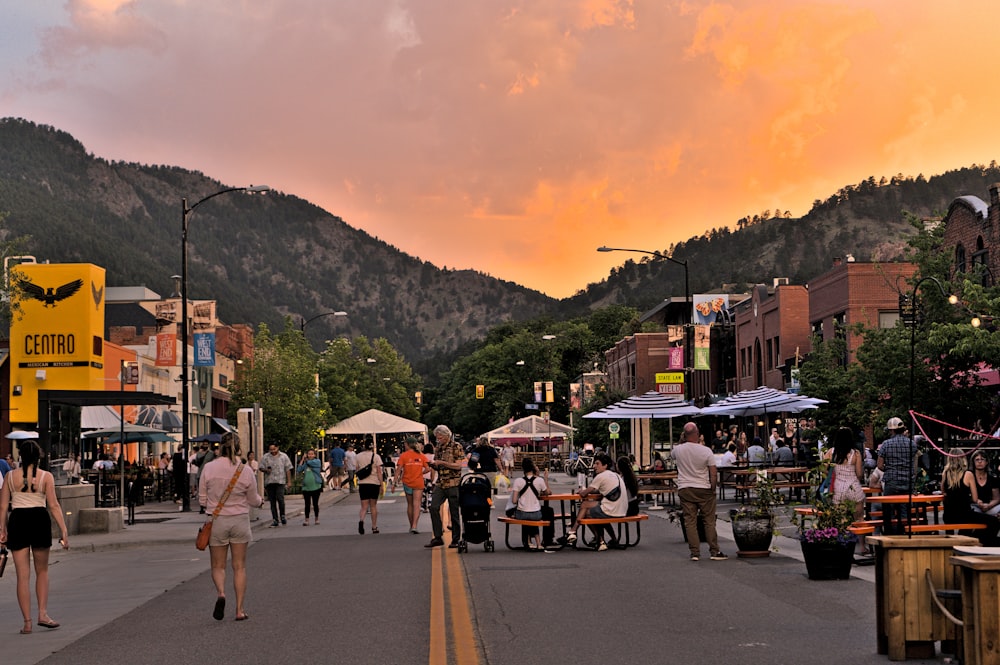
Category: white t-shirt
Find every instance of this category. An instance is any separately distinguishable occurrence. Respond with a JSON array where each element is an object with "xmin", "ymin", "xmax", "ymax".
[
  {"xmin": 511, "ymin": 475, "xmax": 548, "ymax": 513},
  {"xmin": 673, "ymin": 442, "xmax": 716, "ymax": 490},
  {"xmin": 591, "ymin": 470, "xmax": 628, "ymax": 517}
]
